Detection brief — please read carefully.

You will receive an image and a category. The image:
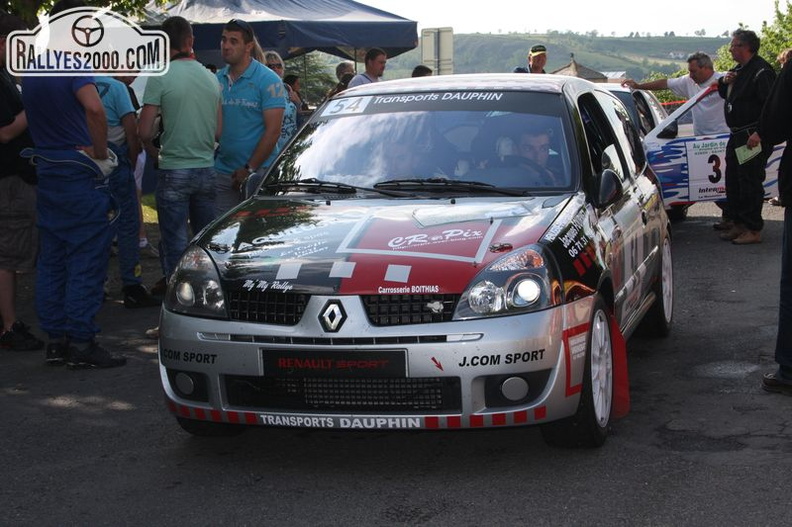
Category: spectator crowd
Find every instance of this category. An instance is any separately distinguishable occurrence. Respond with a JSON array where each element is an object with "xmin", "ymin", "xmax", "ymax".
[{"xmin": 0, "ymin": 4, "xmax": 790, "ymax": 394}]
